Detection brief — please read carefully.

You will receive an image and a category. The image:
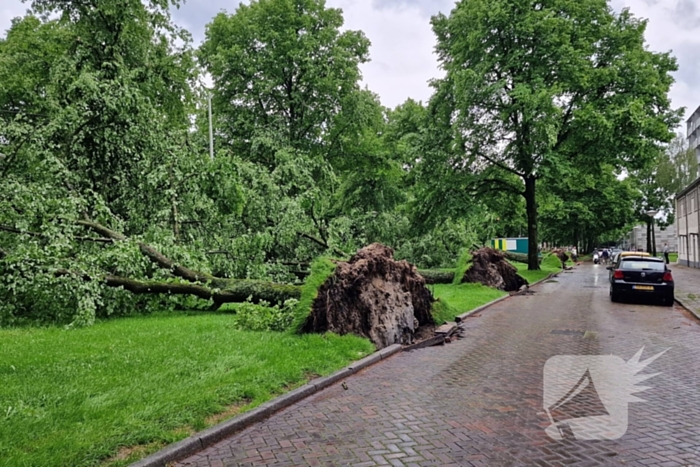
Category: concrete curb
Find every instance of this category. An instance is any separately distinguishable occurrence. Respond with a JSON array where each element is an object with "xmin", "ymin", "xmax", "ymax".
[
  {"xmin": 454, "ymin": 272, "xmax": 559, "ymax": 322},
  {"xmin": 129, "ymin": 344, "xmax": 403, "ymax": 467},
  {"xmin": 675, "ymin": 296, "xmax": 700, "ymax": 322},
  {"xmin": 454, "ymin": 294, "xmax": 511, "ymax": 322},
  {"xmin": 529, "ymin": 272, "xmax": 559, "ymax": 288}
]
